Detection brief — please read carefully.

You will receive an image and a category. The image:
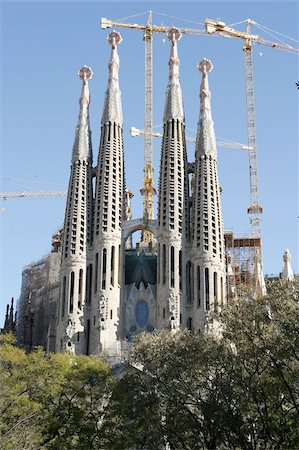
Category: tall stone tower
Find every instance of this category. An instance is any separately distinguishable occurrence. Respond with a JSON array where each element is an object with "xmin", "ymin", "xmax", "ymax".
[
  {"xmin": 56, "ymin": 66, "xmax": 93, "ymax": 353},
  {"xmin": 156, "ymin": 29, "xmax": 189, "ymax": 330},
  {"xmin": 190, "ymin": 59, "xmax": 226, "ymax": 332},
  {"xmin": 86, "ymin": 31, "xmax": 125, "ymax": 357}
]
